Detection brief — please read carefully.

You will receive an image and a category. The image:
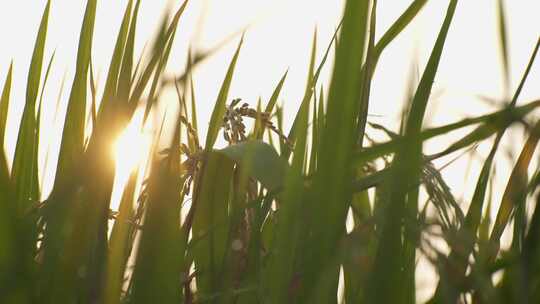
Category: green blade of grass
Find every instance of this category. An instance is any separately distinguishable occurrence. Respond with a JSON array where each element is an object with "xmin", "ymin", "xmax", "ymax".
[
  {"xmin": 8, "ymin": 1, "xmax": 50, "ymax": 301},
  {"xmin": 128, "ymin": 111, "xmax": 186, "ymax": 303},
  {"xmin": 104, "ymin": 171, "xmax": 137, "ymax": 304},
  {"xmin": 254, "ymin": 70, "xmax": 288, "ymax": 145},
  {"xmin": 55, "ymin": 0, "xmax": 96, "ymax": 184},
  {"xmin": 236, "ymin": 192, "xmax": 273, "ymax": 304},
  {"xmin": 0, "ymin": 62, "xmax": 18, "ymax": 304},
  {"xmin": 205, "ymin": 36, "xmax": 243, "ymax": 149},
  {"xmin": 38, "ymin": 51, "xmax": 56, "ymax": 117},
  {"xmin": 12, "ymin": 0, "xmax": 50, "ymax": 212},
  {"xmin": 283, "ymin": 25, "xmax": 339, "ymax": 158},
  {"xmin": 306, "ymin": 29, "xmax": 317, "ymax": 92},
  {"xmin": 308, "ymin": 86, "xmax": 326, "ymax": 174},
  {"xmin": 34, "ymin": 53, "xmax": 51, "ymax": 194},
  {"xmin": 131, "ymin": 0, "xmax": 189, "ymax": 122},
  {"xmin": 343, "ymin": 4, "xmax": 377, "ymax": 297},
  {"xmin": 175, "ymin": 78, "xmax": 200, "ymax": 152},
  {"xmin": 264, "ymin": 70, "xmax": 288, "ymax": 115},
  {"xmin": 367, "ymin": 2, "xmax": 457, "ymax": 304},
  {"xmin": 429, "ymin": 135, "xmax": 502, "ymax": 304},
  {"xmin": 38, "ymin": 2, "xmax": 98, "ymax": 302},
  {"xmin": 354, "ymin": 98, "xmax": 540, "ymax": 166},
  {"xmin": 497, "ymin": 0, "xmax": 510, "ymax": 95},
  {"xmin": 489, "ymin": 121, "xmax": 540, "ymax": 253},
  {"xmin": 142, "ymin": 25, "xmax": 178, "ymax": 122},
  {"xmin": 371, "ymin": 0, "xmax": 428, "ymax": 70},
  {"xmin": 0, "ymin": 0, "xmax": 538, "ymax": 302},
  {"xmin": 468, "ymin": 121, "xmax": 540, "ymax": 303},
  {"xmin": 129, "ymin": 159, "xmax": 184, "ymax": 304},
  {"xmin": 217, "ymin": 141, "xmax": 286, "ymax": 192},
  {"xmin": 283, "ymin": 30, "xmax": 317, "ymax": 159},
  {"xmin": 89, "ymin": 59, "xmax": 98, "ymax": 128},
  {"xmin": 357, "ymin": 0, "xmax": 377, "ymax": 145},
  {"xmin": 316, "ymin": 85, "xmax": 325, "ymax": 148},
  {"xmin": 53, "ymin": 2, "xmax": 143, "ymax": 302},
  {"xmin": 308, "ymin": 84, "xmax": 319, "ymax": 174},
  {"xmin": 430, "ymin": 35, "xmax": 540, "ymax": 304},
  {"xmin": 263, "ymin": 77, "xmax": 310, "ymax": 303},
  {"xmin": 288, "ymin": 27, "xmax": 317, "ymax": 146},
  {"xmin": 77, "ymin": 7, "xmax": 190, "ymax": 297},
  {"xmin": 96, "ymin": 0, "xmax": 133, "ymax": 117},
  {"xmin": 344, "ymin": 3, "xmax": 376, "ymax": 295},
  {"xmin": 299, "ymin": 0, "xmax": 370, "ymax": 302},
  {"xmin": 191, "ymin": 152, "xmax": 235, "ymax": 299},
  {"xmin": 217, "ymin": 133, "xmax": 267, "ymax": 303},
  {"xmin": 117, "ymin": 0, "xmax": 141, "ymax": 103},
  {"xmin": 106, "ymin": 181, "xmax": 137, "ymax": 296},
  {"xmin": 255, "ymin": 70, "xmax": 289, "ymax": 145},
  {"xmin": 0, "ymin": 63, "xmax": 13, "ymax": 176},
  {"xmin": 190, "ymin": 75, "xmax": 199, "ymax": 136},
  {"xmin": 517, "ymin": 188, "xmax": 540, "ymax": 302}
]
